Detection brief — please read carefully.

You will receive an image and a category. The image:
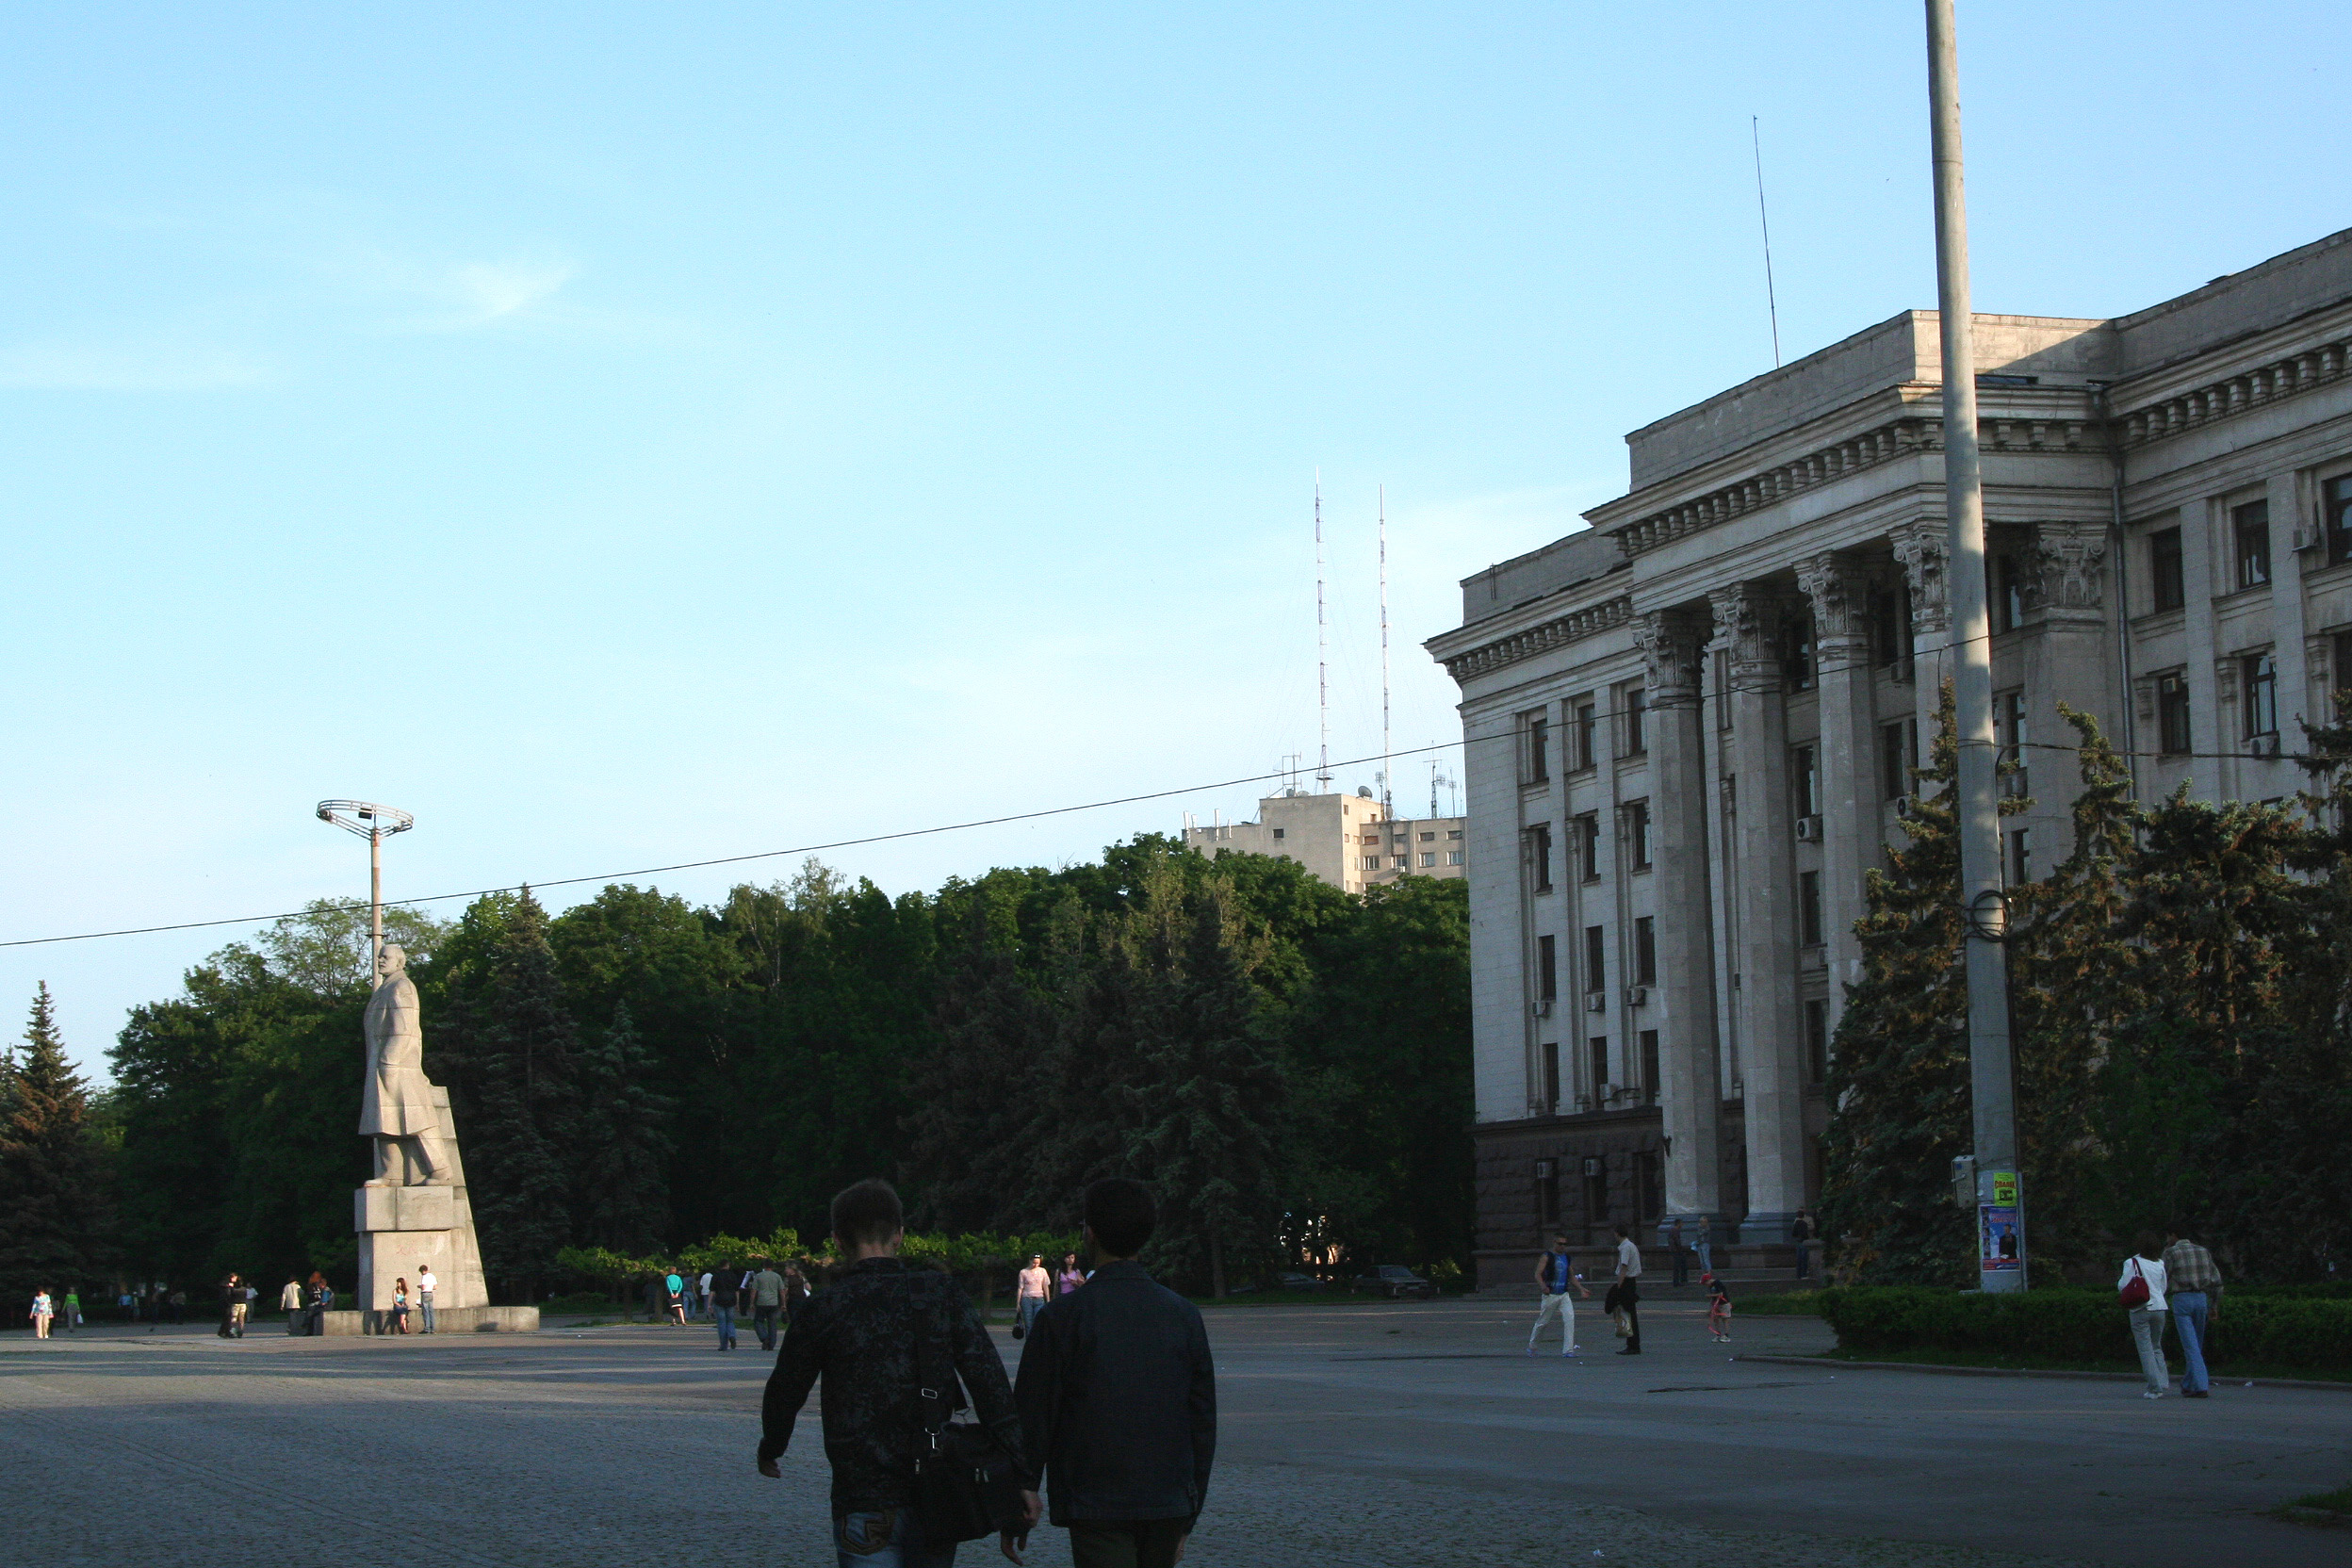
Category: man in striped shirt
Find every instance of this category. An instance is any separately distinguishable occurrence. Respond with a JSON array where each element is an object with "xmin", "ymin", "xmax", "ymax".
[{"xmin": 2162, "ymin": 1230, "xmax": 2223, "ymax": 1398}]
